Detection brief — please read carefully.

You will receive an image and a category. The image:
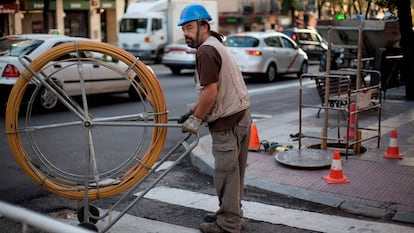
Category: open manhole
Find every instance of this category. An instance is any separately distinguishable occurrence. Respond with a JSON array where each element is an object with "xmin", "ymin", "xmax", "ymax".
[{"xmin": 306, "ymin": 143, "xmax": 367, "ymax": 156}]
